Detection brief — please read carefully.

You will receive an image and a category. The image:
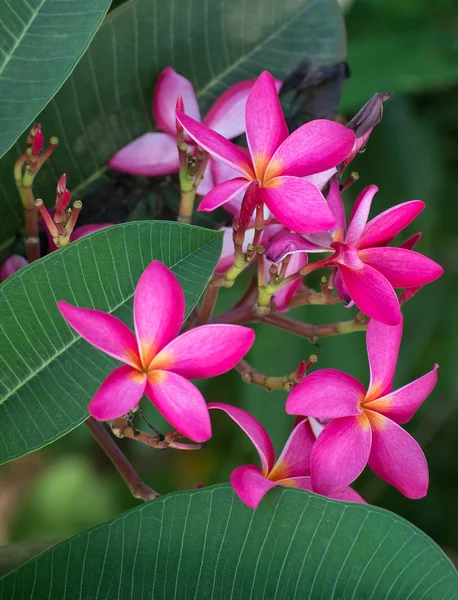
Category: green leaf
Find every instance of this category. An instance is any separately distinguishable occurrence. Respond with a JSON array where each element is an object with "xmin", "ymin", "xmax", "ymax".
[
  {"xmin": 0, "ymin": 0, "xmax": 112, "ymax": 159},
  {"xmin": 1, "ymin": 485, "xmax": 456, "ymax": 598},
  {"xmin": 0, "ymin": 221, "xmax": 222, "ymax": 464},
  {"xmin": 0, "ymin": 0, "xmax": 346, "ymax": 247}
]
